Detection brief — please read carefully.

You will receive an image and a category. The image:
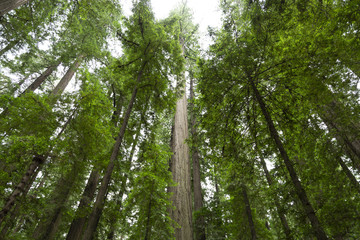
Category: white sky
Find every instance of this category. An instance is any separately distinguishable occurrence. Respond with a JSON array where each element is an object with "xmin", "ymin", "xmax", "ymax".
[{"xmin": 122, "ymin": 0, "xmax": 223, "ymax": 49}]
